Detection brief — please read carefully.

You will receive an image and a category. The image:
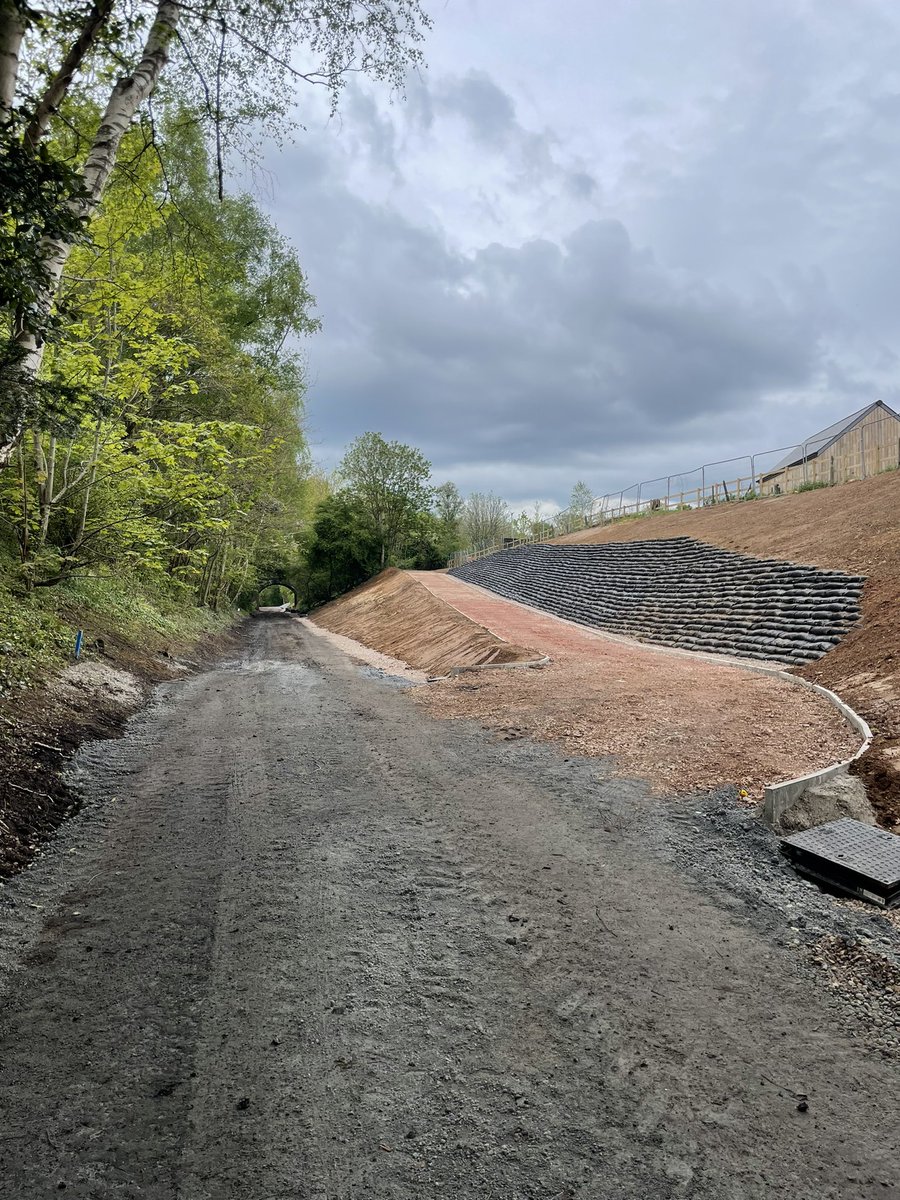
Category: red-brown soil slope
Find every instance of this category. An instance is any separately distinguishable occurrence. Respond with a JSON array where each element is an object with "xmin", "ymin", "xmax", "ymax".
[
  {"xmin": 310, "ymin": 568, "xmax": 536, "ymax": 675},
  {"xmin": 410, "ymin": 571, "xmax": 859, "ymax": 802},
  {"xmin": 556, "ymin": 471, "xmax": 900, "ymax": 820}
]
